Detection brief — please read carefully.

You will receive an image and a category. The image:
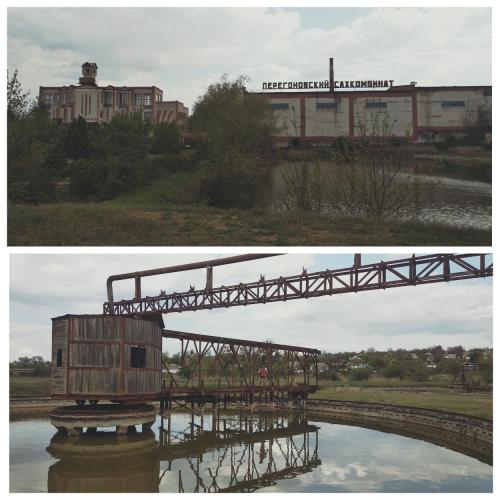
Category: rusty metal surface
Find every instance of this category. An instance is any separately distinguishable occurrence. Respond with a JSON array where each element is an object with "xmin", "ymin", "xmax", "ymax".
[
  {"xmin": 103, "ymin": 253, "xmax": 492, "ymax": 316},
  {"xmin": 163, "ymin": 329, "xmax": 321, "ymax": 354},
  {"xmin": 161, "ymin": 326, "xmax": 319, "ymax": 395},
  {"xmin": 106, "ymin": 254, "xmax": 282, "ymax": 303}
]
